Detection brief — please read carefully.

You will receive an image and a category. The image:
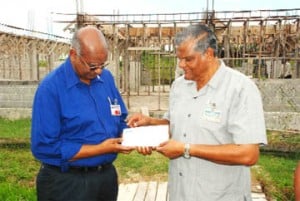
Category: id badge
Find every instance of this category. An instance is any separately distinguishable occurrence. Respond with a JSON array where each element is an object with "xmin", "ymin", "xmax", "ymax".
[
  {"xmin": 202, "ymin": 100, "xmax": 221, "ymax": 123},
  {"xmin": 110, "ymin": 105, "xmax": 121, "ymax": 116}
]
